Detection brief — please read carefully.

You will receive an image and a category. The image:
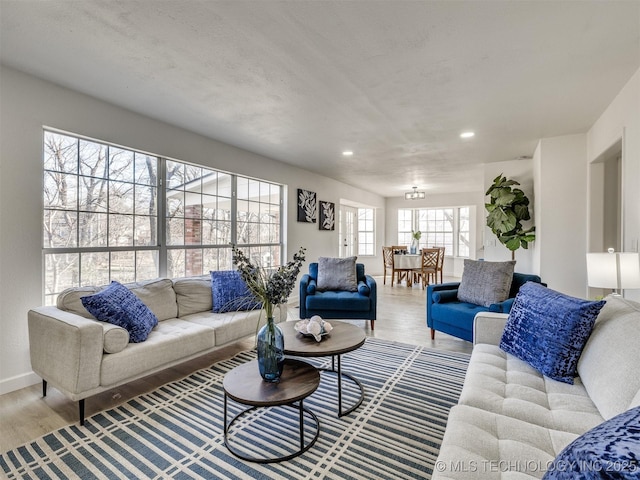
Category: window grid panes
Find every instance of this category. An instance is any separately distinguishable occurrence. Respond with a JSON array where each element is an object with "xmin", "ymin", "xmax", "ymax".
[
  {"xmin": 43, "ymin": 130, "xmax": 283, "ymax": 304},
  {"xmin": 398, "ymin": 207, "xmax": 470, "ymax": 258},
  {"xmin": 43, "ymin": 131, "xmax": 160, "ymax": 304},
  {"xmin": 357, "ymin": 208, "xmax": 375, "ymax": 255}
]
